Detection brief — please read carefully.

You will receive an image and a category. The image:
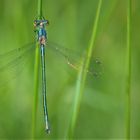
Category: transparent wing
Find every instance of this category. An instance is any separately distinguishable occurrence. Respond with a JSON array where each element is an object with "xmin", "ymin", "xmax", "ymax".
[
  {"xmin": 0, "ymin": 43, "xmax": 35, "ymax": 87},
  {"xmin": 47, "ymin": 41, "xmax": 102, "ymax": 77},
  {"xmin": 0, "ymin": 43, "xmax": 34, "ymax": 68}
]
